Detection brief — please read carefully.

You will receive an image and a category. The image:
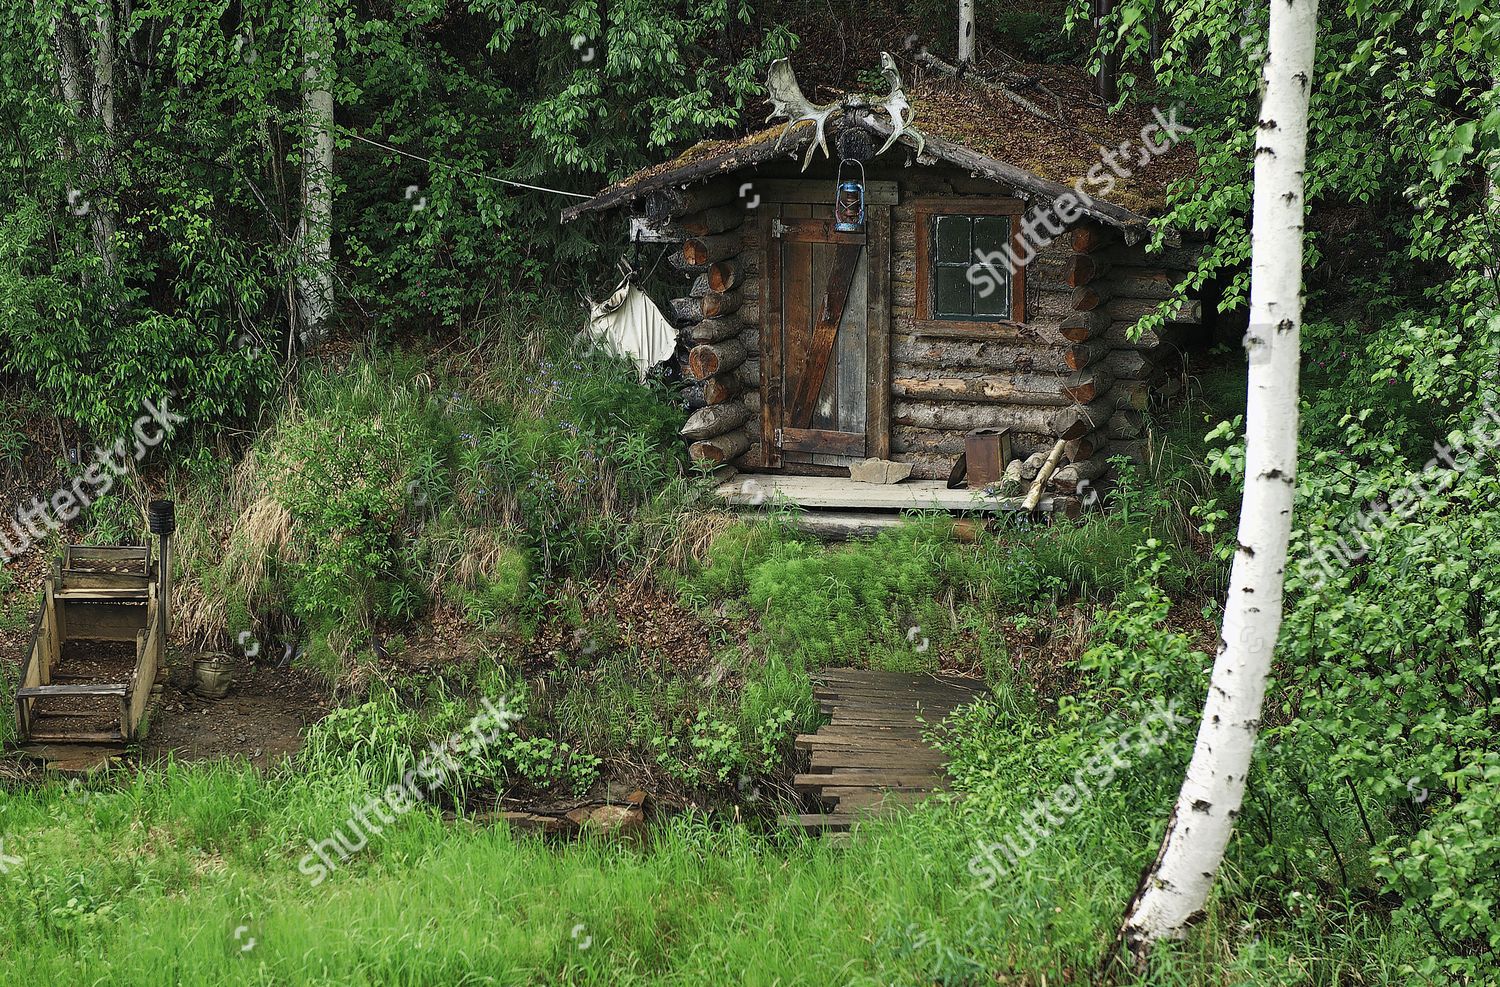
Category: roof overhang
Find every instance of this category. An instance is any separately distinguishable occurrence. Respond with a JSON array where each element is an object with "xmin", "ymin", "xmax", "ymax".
[{"xmin": 560, "ymin": 114, "xmax": 1154, "ymax": 243}]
